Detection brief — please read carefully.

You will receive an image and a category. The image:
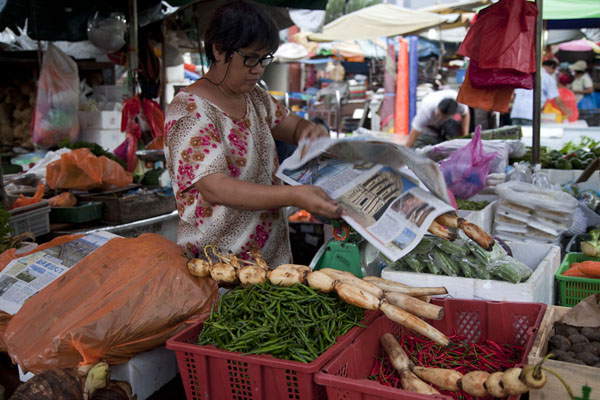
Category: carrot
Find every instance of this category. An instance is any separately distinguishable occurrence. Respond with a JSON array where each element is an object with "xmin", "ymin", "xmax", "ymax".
[
  {"xmin": 578, "ymin": 261, "xmax": 600, "ymax": 278},
  {"xmin": 562, "ymin": 265, "xmax": 591, "ymax": 278}
]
